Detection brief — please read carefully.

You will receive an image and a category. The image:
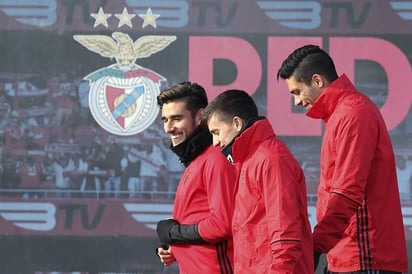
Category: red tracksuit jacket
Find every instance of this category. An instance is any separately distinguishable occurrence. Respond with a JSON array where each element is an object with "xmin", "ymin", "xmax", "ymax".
[
  {"xmin": 308, "ymin": 74, "xmax": 408, "ymax": 272},
  {"xmin": 171, "ymin": 145, "xmax": 236, "ymax": 273},
  {"xmin": 231, "ymin": 118, "xmax": 313, "ymax": 273}
]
